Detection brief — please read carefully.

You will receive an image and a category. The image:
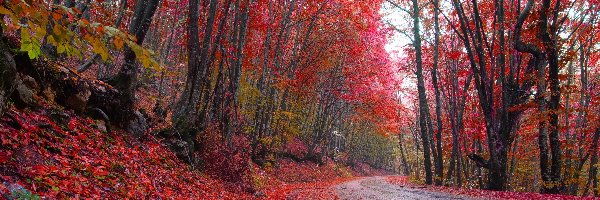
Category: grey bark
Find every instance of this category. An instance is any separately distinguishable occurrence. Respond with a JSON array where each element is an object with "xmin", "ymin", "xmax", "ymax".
[
  {"xmin": 412, "ymin": 0, "xmax": 433, "ymax": 185},
  {"xmin": 109, "ymin": 0, "xmax": 160, "ymax": 129}
]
